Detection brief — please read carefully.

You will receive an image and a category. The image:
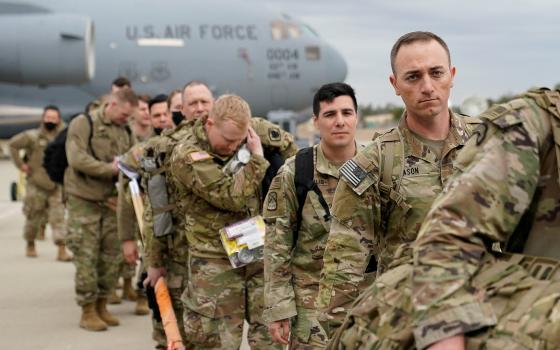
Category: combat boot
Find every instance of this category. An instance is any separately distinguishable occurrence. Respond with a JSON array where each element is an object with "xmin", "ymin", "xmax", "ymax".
[
  {"xmin": 134, "ymin": 295, "xmax": 150, "ymax": 315},
  {"xmin": 122, "ymin": 278, "xmax": 138, "ymax": 301},
  {"xmin": 26, "ymin": 241, "xmax": 37, "ymax": 257},
  {"xmin": 96, "ymin": 298, "xmax": 120, "ymax": 326},
  {"xmin": 56, "ymin": 244, "xmax": 72, "ymax": 262},
  {"xmin": 108, "ymin": 289, "xmax": 122, "ymax": 304},
  {"xmin": 79, "ymin": 303, "xmax": 107, "ymax": 331}
]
